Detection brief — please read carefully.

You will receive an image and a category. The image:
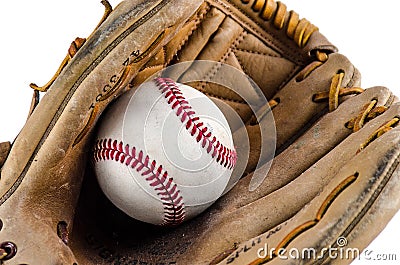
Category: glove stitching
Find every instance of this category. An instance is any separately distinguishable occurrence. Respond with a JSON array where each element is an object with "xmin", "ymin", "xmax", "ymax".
[
  {"xmin": 197, "ymin": 30, "xmax": 247, "ymax": 101},
  {"xmin": 169, "ymin": 3, "xmax": 211, "ymax": 65},
  {"xmin": 233, "ymin": 45, "xmax": 299, "ymax": 95},
  {"xmin": 219, "ymin": 0, "xmax": 297, "ymax": 62},
  {"xmin": 234, "ymin": 47, "xmax": 281, "ymax": 58},
  {"xmin": 215, "ymin": 0, "xmax": 311, "ymax": 64}
]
